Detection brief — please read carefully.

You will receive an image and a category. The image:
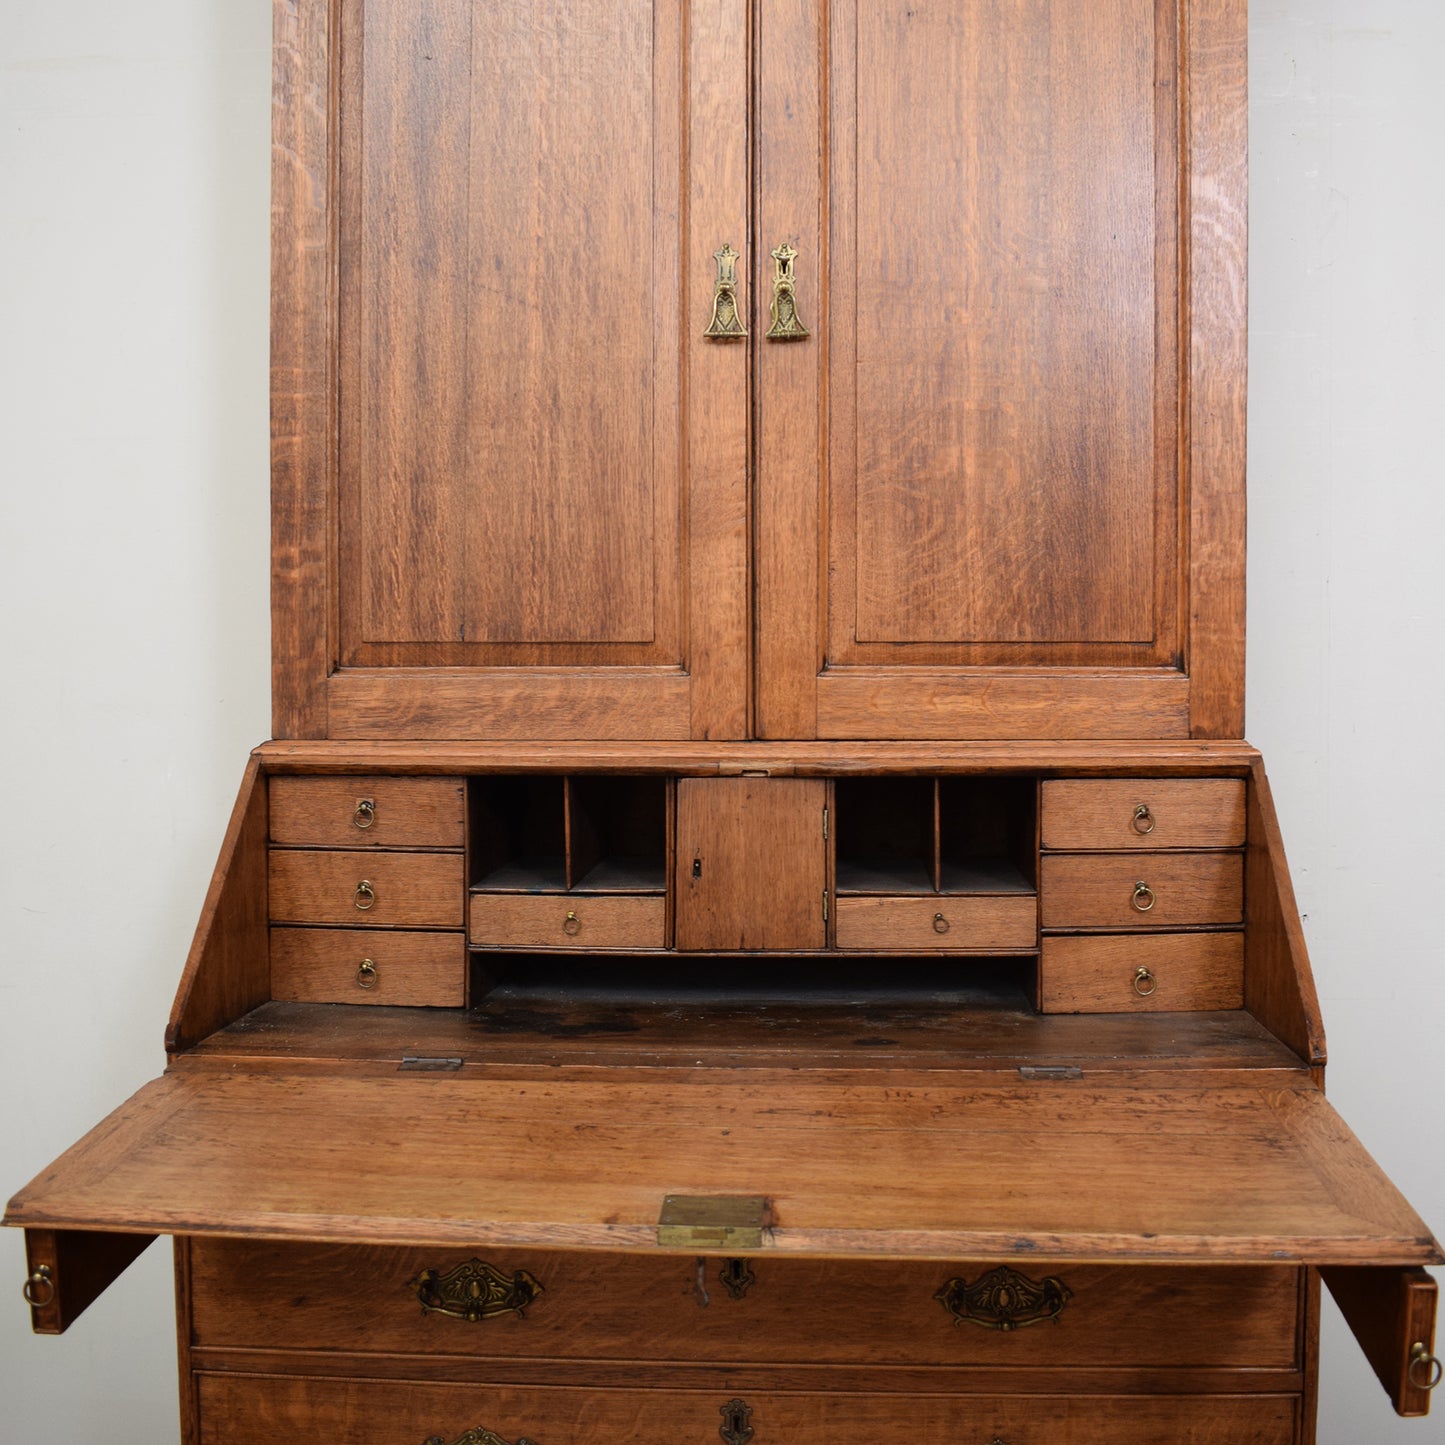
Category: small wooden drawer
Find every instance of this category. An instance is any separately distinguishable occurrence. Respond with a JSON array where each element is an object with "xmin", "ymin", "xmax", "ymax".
[
  {"xmin": 270, "ymin": 927, "xmax": 465, "ymax": 1006},
  {"xmin": 834, "ymin": 894, "xmax": 1036, "ymax": 951},
  {"xmin": 269, "ymin": 774, "xmax": 465, "ymax": 849},
  {"xmin": 1040, "ymin": 932, "xmax": 1244, "ymax": 1013},
  {"xmin": 269, "ymin": 849, "xmax": 465, "ymax": 927},
  {"xmin": 196, "ymin": 1374, "xmax": 1299, "ymax": 1445},
  {"xmin": 1040, "ymin": 852, "xmax": 1243, "ymax": 930},
  {"xmin": 469, "ymin": 892, "xmax": 667, "ymax": 950},
  {"xmin": 189, "ymin": 1241, "xmax": 1302, "ymax": 1373},
  {"xmin": 1041, "ymin": 778, "xmax": 1246, "ymax": 851}
]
